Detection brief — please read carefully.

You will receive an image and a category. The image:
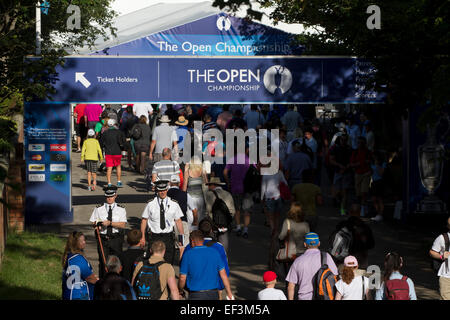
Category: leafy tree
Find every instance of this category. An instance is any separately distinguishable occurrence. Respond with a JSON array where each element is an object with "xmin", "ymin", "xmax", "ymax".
[
  {"xmin": 0, "ymin": 0, "xmax": 117, "ymax": 109},
  {"xmin": 213, "ymin": 0, "xmax": 450, "ymax": 127}
]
